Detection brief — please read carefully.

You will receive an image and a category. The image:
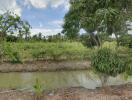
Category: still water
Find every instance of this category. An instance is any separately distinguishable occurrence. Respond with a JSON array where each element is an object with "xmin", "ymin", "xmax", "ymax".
[{"xmin": 0, "ymin": 70, "xmax": 131, "ymax": 90}]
